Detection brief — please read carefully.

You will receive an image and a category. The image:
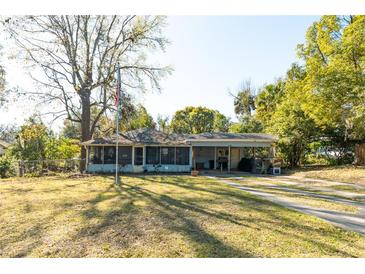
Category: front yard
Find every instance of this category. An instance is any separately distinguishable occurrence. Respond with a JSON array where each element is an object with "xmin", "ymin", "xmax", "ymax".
[
  {"xmin": 287, "ymin": 165, "xmax": 365, "ymax": 185},
  {"xmin": 0, "ymin": 175, "xmax": 364, "ymax": 257}
]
